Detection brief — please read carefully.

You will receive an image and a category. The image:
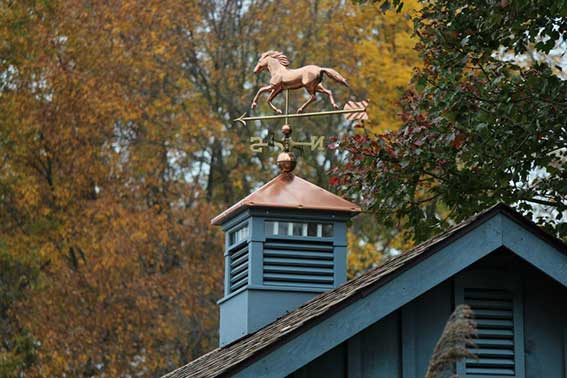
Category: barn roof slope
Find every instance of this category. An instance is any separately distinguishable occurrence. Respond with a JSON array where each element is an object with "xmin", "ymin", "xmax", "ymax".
[{"xmin": 163, "ymin": 203, "xmax": 566, "ymax": 378}]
